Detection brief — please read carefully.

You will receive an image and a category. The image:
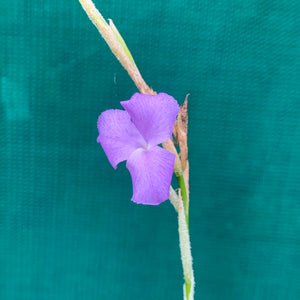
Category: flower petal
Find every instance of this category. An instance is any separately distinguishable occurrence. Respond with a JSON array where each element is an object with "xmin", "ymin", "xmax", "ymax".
[
  {"xmin": 126, "ymin": 146, "xmax": 175, "ymax": 205},
  {"xmin": 121, "ymin": 93, "xmax": 180, "ymax": 148},
  {"xmin": 97, "ymin": 109, "xmax": 146, "ymax": 169}
]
